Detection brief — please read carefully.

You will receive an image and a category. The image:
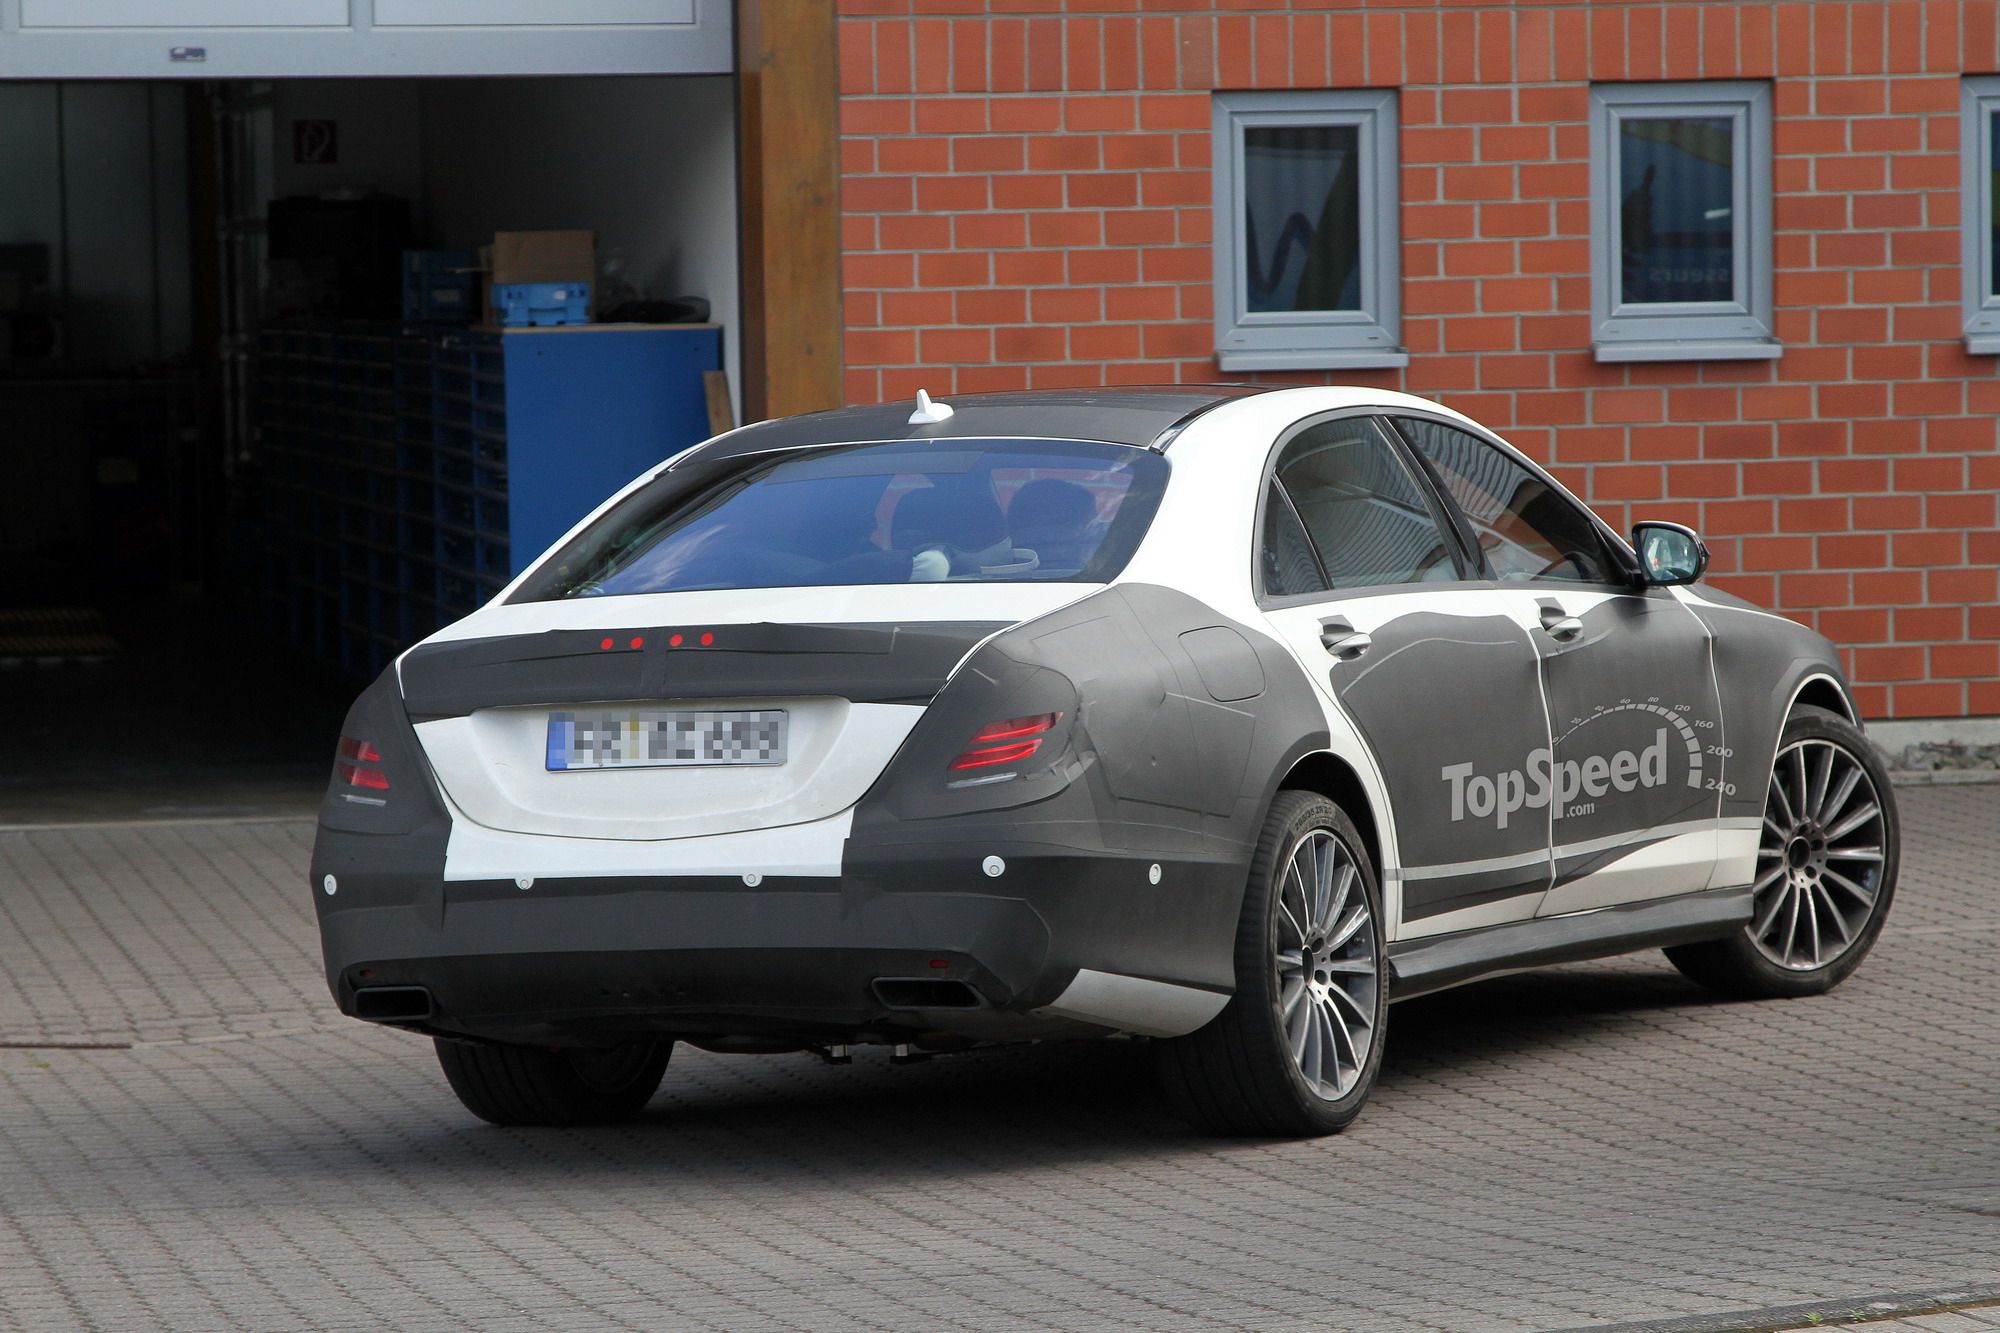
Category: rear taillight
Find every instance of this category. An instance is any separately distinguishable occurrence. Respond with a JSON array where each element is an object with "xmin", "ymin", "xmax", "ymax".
[
  {"xmin": 948, "ymin": 713, "xmax": 1061, "ymax": 782},
  {"xmin": 337, "ymin": 737, "xmax": 390, "ymax": 796},
  {"xmin": 339, "ymin": 764, "xmax": 391, "ymax": 790}
]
